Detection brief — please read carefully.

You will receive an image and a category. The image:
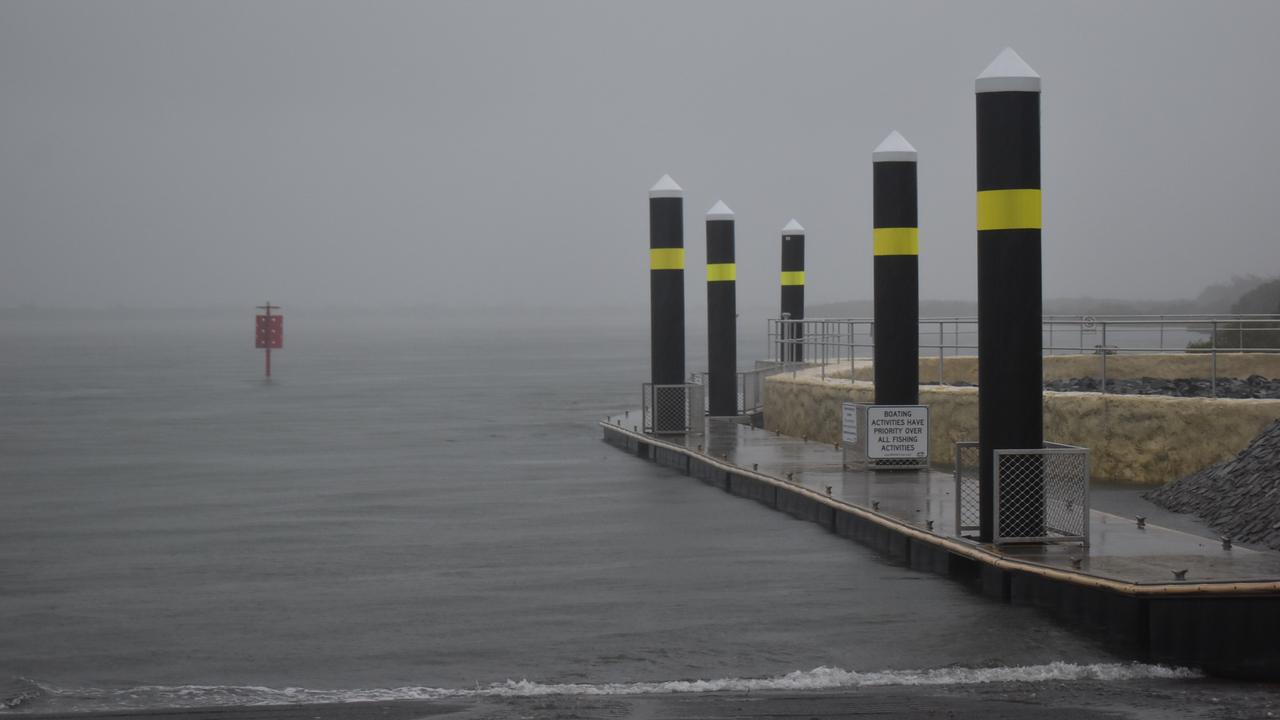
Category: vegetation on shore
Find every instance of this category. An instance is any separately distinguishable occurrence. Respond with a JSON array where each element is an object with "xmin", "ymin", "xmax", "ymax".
[{"xmin": 811, "ymin": 274, "xmax": 1277, "ymax": 319}]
